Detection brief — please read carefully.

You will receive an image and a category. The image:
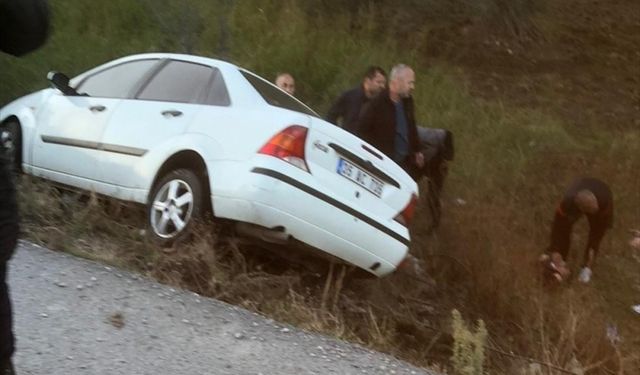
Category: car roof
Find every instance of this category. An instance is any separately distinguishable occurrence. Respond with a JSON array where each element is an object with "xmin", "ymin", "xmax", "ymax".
[
  {"xmin": 70, "ymin": 53, "xmax": 242, "ymax": 87},
  {"xmin": 109, "ymin": 53, "xmax": 240, "ymax": 71}
]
